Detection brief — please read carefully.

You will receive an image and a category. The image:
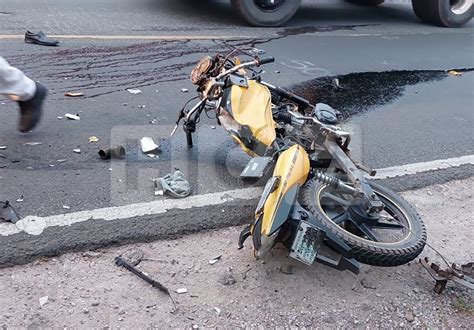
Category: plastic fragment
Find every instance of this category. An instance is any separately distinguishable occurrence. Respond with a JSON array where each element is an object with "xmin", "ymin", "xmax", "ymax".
[
  {"xmin": 209, "ymin": 255, "xmax": 222, "ymax": 265},
  {"xmin": 448, "ymin": 70, "xmax": 462, "ymax": 76},
  {"xmin": 39, "ymin": 296, "xmax": 48, "ymax": 307},
  {"xmin": 64, "ymin": 92, "xmax": 84, "ymax": 97},
  {"xmin": 176, "ymin": 287, "xmax": 188, "ymax": 294},
  {"xmin": 65, "ymin": 113, "xmax": 80, "ymax": 120},
  {"xmin": 127, "ymin": 89, "xmax": 142, "ymax": 94}
]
